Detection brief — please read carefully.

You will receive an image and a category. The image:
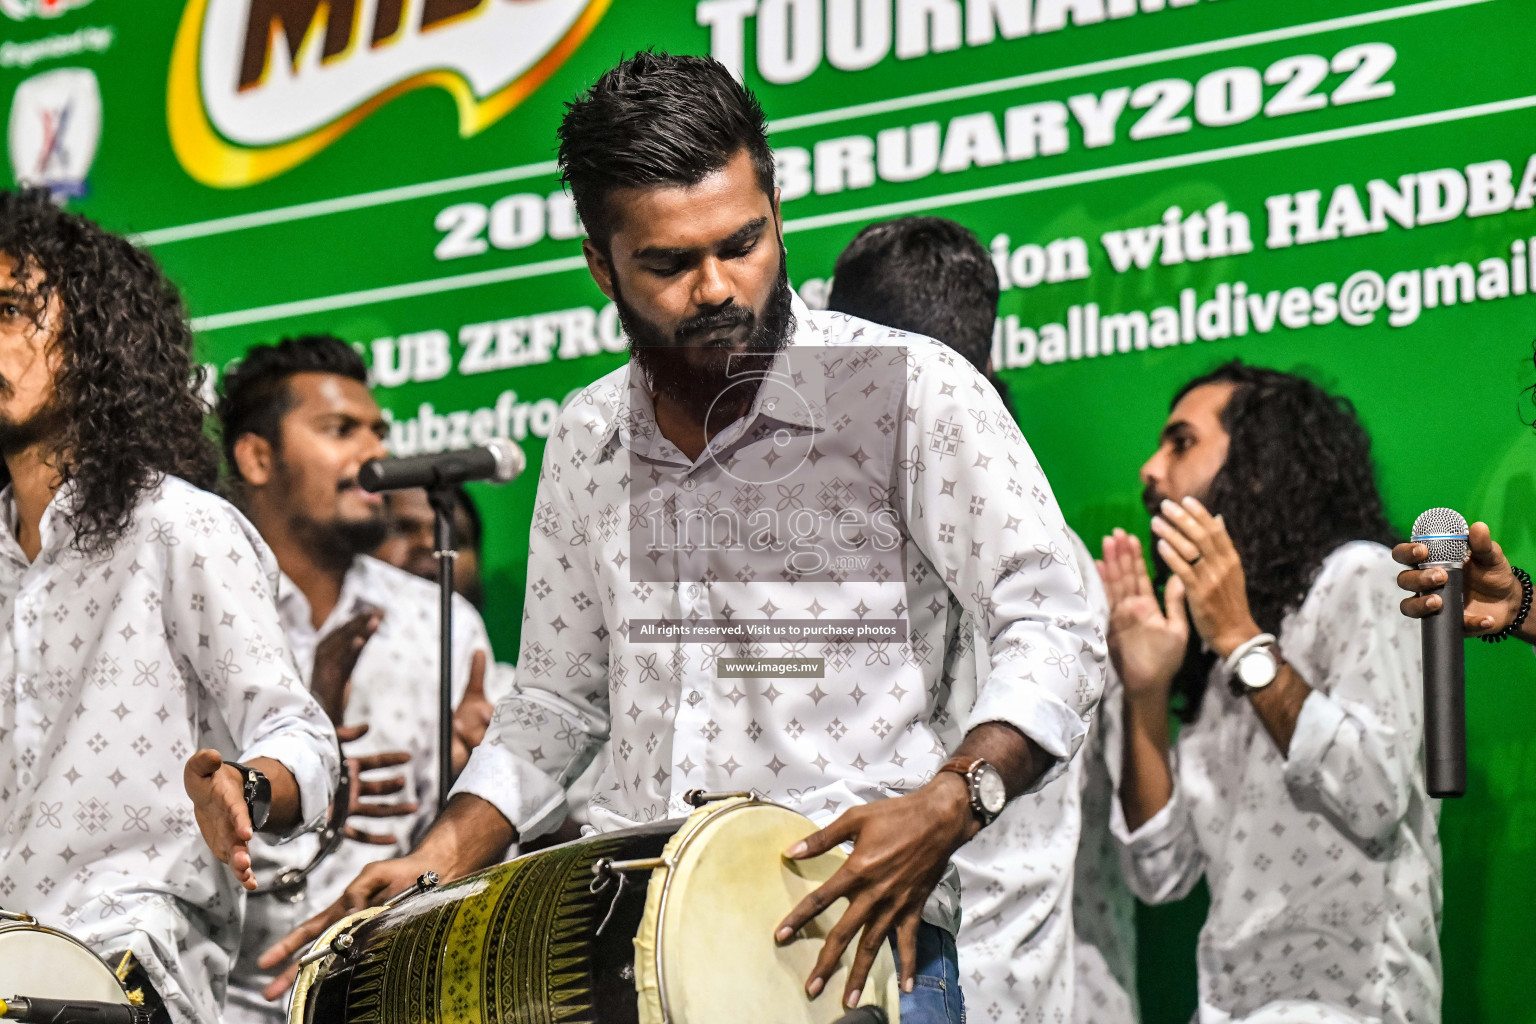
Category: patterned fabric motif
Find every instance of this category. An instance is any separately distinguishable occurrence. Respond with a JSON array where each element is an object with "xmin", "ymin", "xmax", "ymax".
[
  {"xmin": 0, "ymin": 476, "xmax": 338, "ymax": 1024},
  {"xmin": 452, "ymin": 291, "xmax": 1106, "ymax": 940},
  {"xmin": 225, "ymin": 555, "xmax": 492, "ymax": 1024},
  {"xmin": 954, "ymin": 531, "xmax": 1138, "ymax": 1024},
  {"xmin": 1112, "ymin": 542, "xmax": 1441, "ymax": 1024}
]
